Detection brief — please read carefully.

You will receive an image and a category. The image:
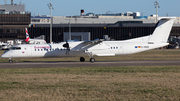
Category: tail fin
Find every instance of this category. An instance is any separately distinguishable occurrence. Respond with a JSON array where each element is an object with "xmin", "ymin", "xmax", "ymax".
[
  {"xmin": 25, "ymin": 28, "xmax": 30, "ymax": 42},
  {"xmin": 148, "ymin": 17, "xmax": 176, "ymax": 44}
]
